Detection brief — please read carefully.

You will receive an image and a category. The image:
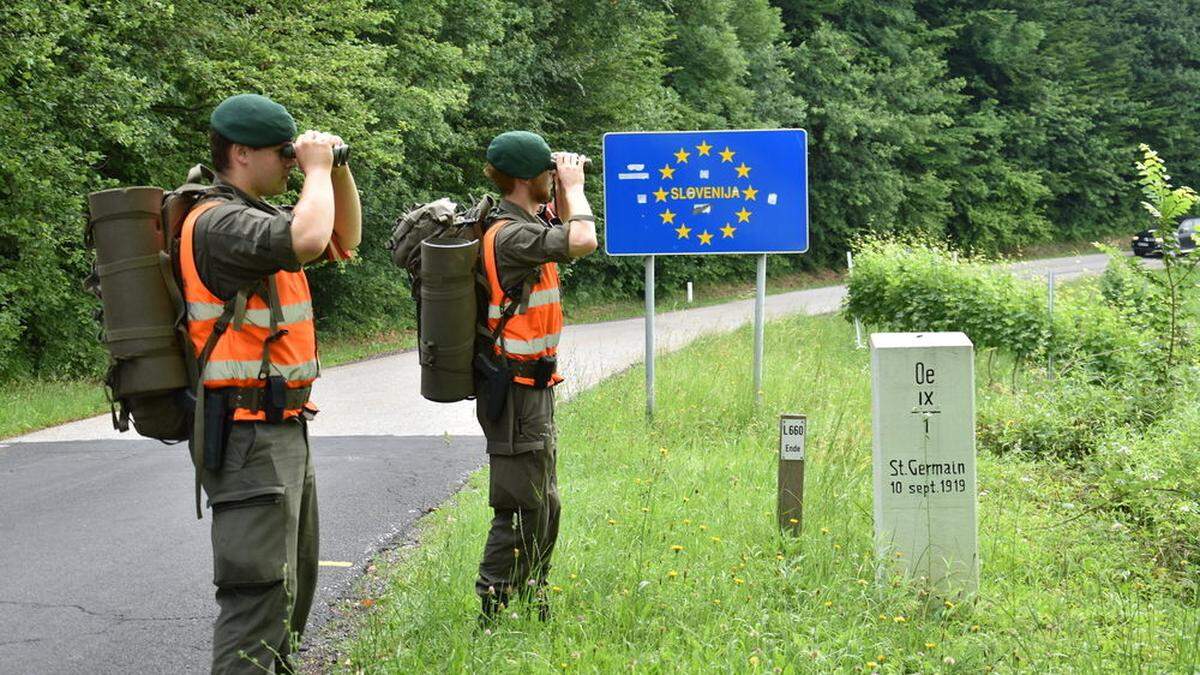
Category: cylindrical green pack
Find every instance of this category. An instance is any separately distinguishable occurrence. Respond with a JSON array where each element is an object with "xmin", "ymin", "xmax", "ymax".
[
  {"xmin": 419, "ymin": 237, "xmax": 479, "ymax": 402},
  {"xmin": 87, "ymin": 187, "xmax": 190, "ymax": 400}
]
